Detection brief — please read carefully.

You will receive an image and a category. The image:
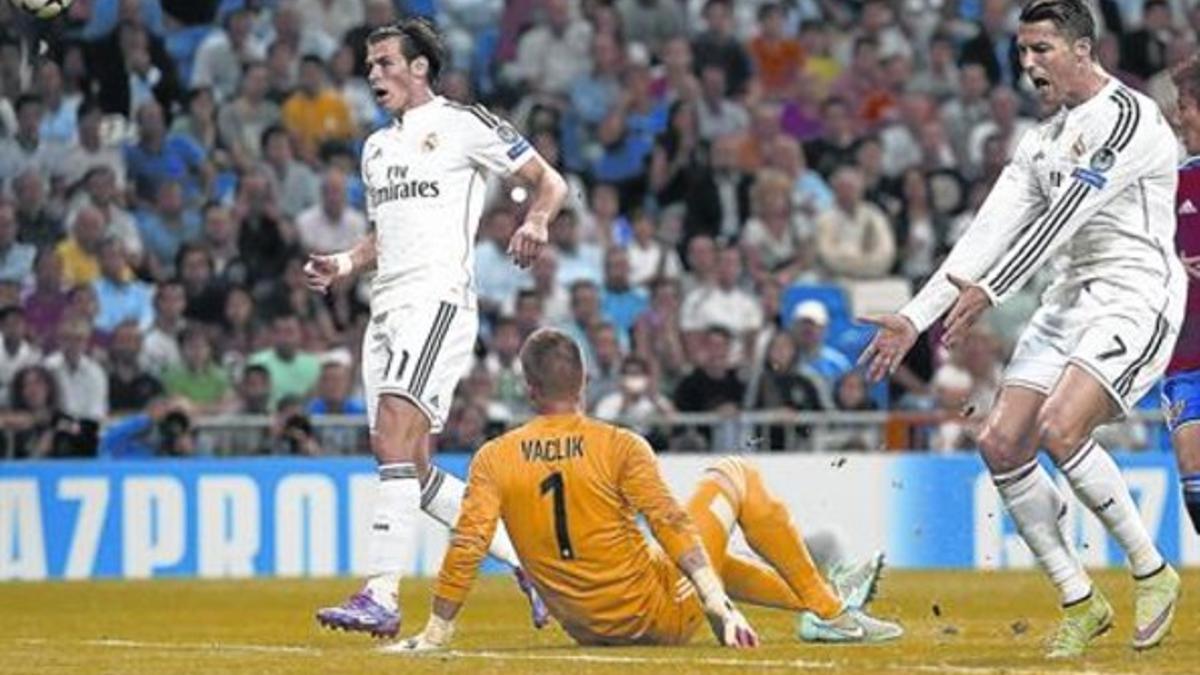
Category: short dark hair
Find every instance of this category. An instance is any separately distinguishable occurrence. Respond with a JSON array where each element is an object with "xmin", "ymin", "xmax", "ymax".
[
  {"xmin": 1018, "ymin": 0, "xmax": 1097, "ymax": 44},
  {"xmin": 244, "ymin": 364, "xmax": 271, "ymax": 381},
  {"xmin": 1173, "ymin": 54, "xmax": 1200, "ymax": 104},
  {"xmin": 520, "ymin": 328, "xmax": 585, "ymax": 402},
  {"xmin": 367, "ymin": 18, "xmax": 446, "ymax": 85},
  {"xmin": 14, "ymin": 93, "xmax": 42, "ymax": 114}
]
